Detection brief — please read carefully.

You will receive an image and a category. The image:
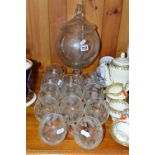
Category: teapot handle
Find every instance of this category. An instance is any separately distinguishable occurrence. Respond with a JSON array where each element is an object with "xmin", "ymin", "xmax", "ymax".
[{"xmin": 99, "ymin": 56, "xmax": 114, "ymax": 66}]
